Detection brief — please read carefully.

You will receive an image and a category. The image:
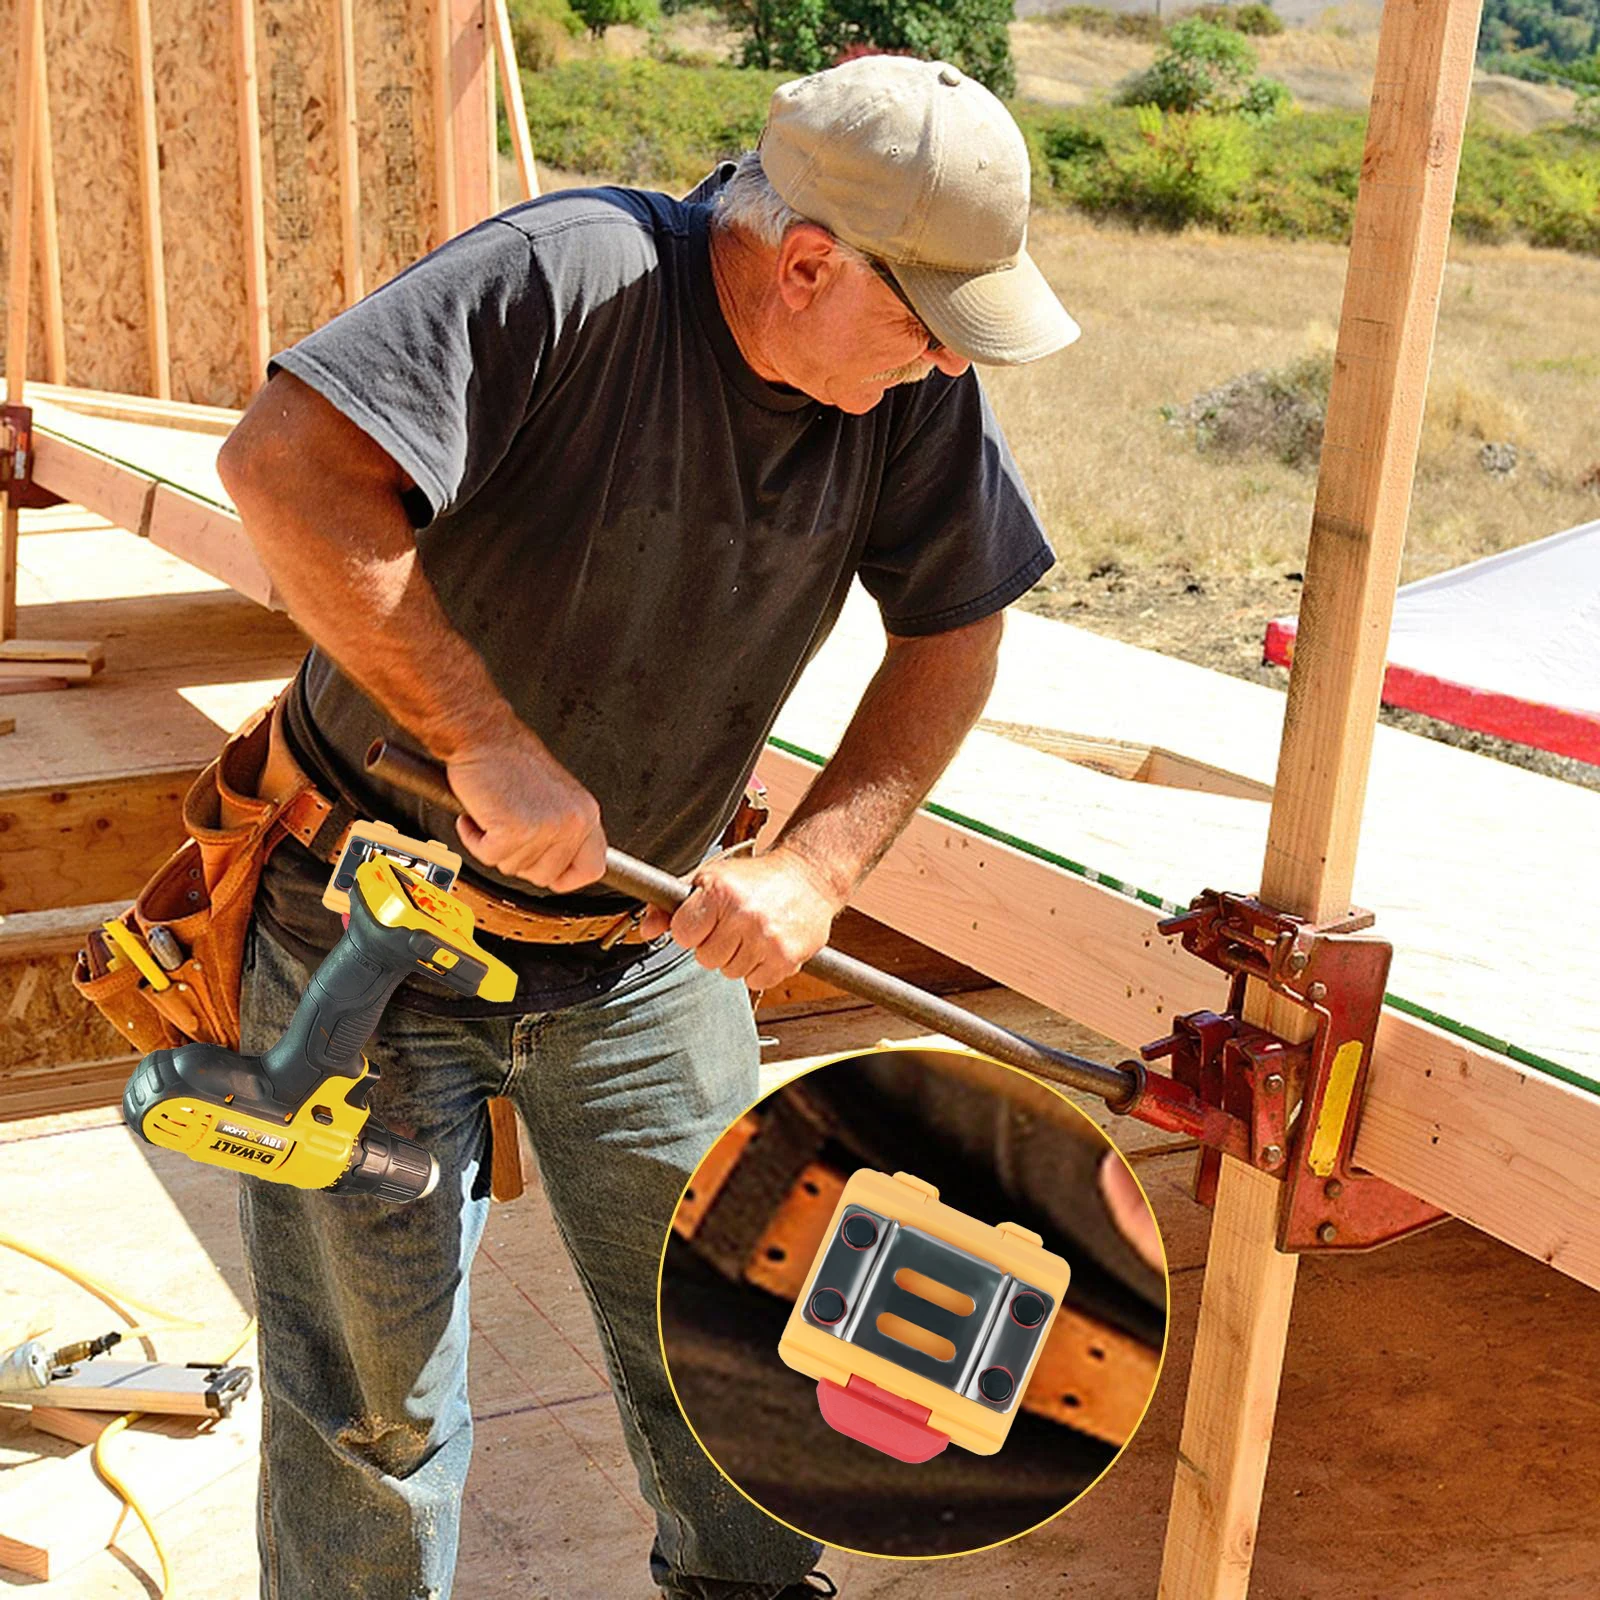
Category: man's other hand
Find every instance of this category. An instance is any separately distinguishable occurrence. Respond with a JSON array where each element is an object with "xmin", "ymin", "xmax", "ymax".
[
  {"xmin": 449, "ymin": 729, "xmax": 608, "ymax": 895},
  {"xmin": 640, "ymin": 848, "xmax": 845, "ymax": 989}
]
